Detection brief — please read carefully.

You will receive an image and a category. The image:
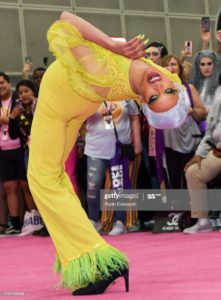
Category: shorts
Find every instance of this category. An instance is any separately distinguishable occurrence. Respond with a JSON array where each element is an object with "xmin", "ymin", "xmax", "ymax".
[{"xmin": 0, "ymin": 148, "xmax": 27, "ymax": 182}]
